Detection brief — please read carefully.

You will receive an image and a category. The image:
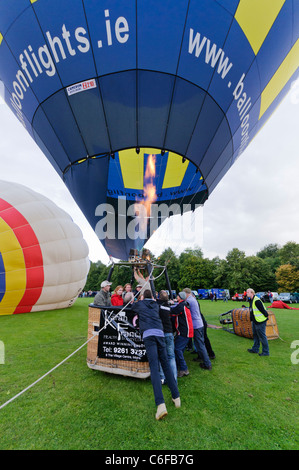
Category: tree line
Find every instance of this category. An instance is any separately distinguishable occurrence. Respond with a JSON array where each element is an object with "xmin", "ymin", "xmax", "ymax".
[{"xmin": 84, "ymin": 241, "xmax": 299, "ymax": 295}]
